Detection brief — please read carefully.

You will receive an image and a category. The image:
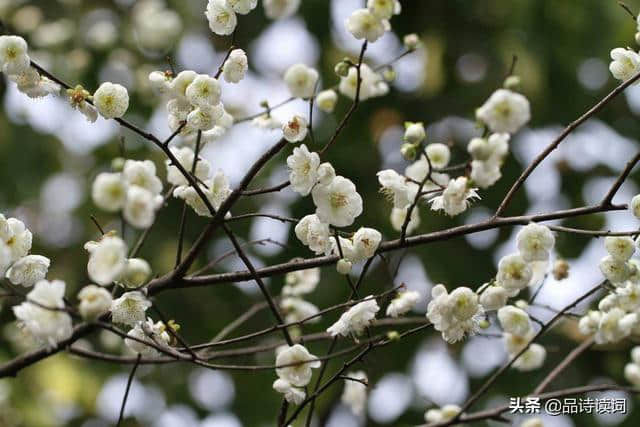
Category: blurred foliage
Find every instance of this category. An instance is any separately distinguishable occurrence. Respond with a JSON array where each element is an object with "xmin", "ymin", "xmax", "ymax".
[{"xmin": 1, "ymin": 0, "xmax": 640, "ymax": 426}]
